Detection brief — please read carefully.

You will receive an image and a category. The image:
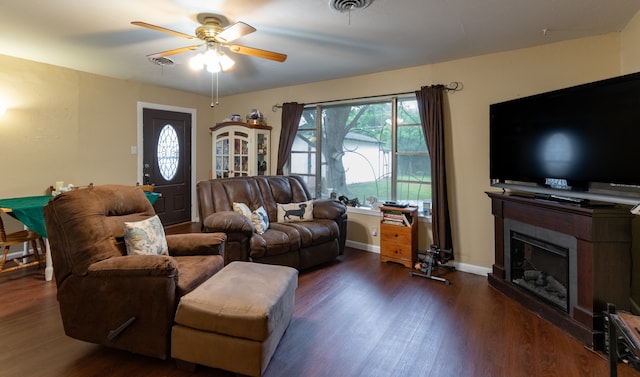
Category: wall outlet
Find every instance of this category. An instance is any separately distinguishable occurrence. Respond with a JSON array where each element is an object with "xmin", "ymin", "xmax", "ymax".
[{"xmin": 371, "ymin": 227, "xmax": 377, "ymax": 236}]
